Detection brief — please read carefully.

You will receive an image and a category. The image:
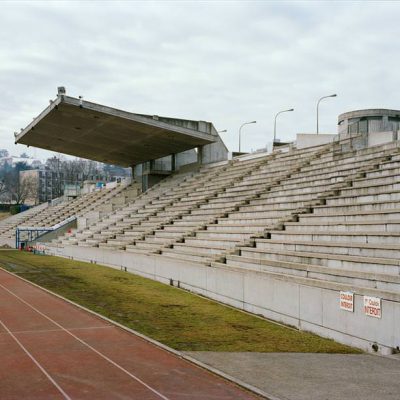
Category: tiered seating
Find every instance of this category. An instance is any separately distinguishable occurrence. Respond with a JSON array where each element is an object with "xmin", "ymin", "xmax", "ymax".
[
  {"xmin": 61, "ymin": 171, "xmax": 194, "ymax": 246},
  {"xmin": 67, "ymin": 155, "xmax": 273, "ymax": 249},
  {"xmin": 170, "ymin": 142, "xmax": 397, "ymax": 265},
  {"xmin": 1, "ymin": 182, "xmax": 133, "ymax": 246},
  {"xmin": 0, "ymin": 203, "xmax": 49, "ymax": 246},
  {"xmin": 158, "ymin": 143, "xmax": 333, "ymax": 263},
  {"xmin": 52, "ymin": 138, "xmax": 400, "ymax": 297},
  {"xmin": 218, "ymin": 141, "xmax": 400, "ymax": 293},
  {"xmin": 123, "ymin": 154, "xmax": 277, "ymax": 253}
]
